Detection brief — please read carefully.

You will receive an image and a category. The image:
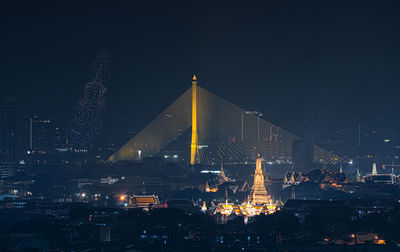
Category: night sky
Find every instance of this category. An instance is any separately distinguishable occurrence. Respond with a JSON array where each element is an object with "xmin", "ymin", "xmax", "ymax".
[{"xmin": 2, "ymin": 1, "xmax": 400, "ymax": 145}]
